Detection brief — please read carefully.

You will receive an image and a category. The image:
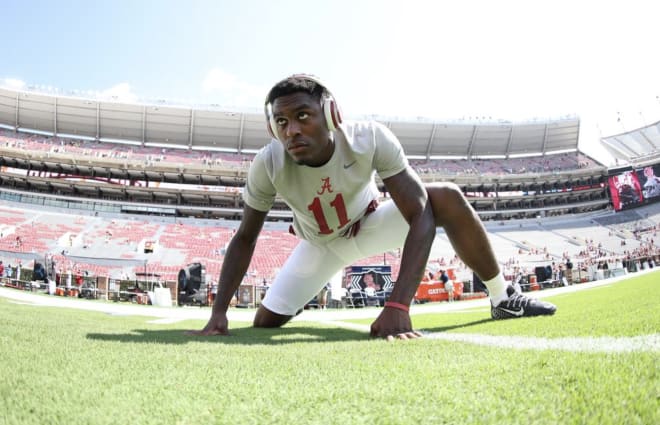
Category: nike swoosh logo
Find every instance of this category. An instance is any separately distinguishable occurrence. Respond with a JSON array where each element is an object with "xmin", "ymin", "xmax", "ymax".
[
  {"xmin": 344, "ymin": 160, "xmax": 357, "ymax": 169},
  {"xmin": 499, "ymin": 307, "xmax": 525, "ymax": 317}
]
